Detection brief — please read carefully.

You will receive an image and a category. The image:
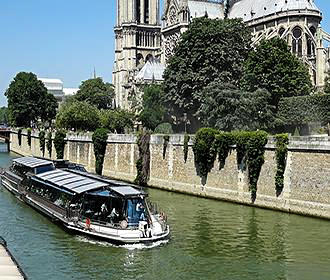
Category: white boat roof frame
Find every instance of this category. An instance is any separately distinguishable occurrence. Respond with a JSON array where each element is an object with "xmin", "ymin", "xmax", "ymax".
[{"xmin": 13, "ymin": 157, "xmax": 54, "ymax": 168}]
